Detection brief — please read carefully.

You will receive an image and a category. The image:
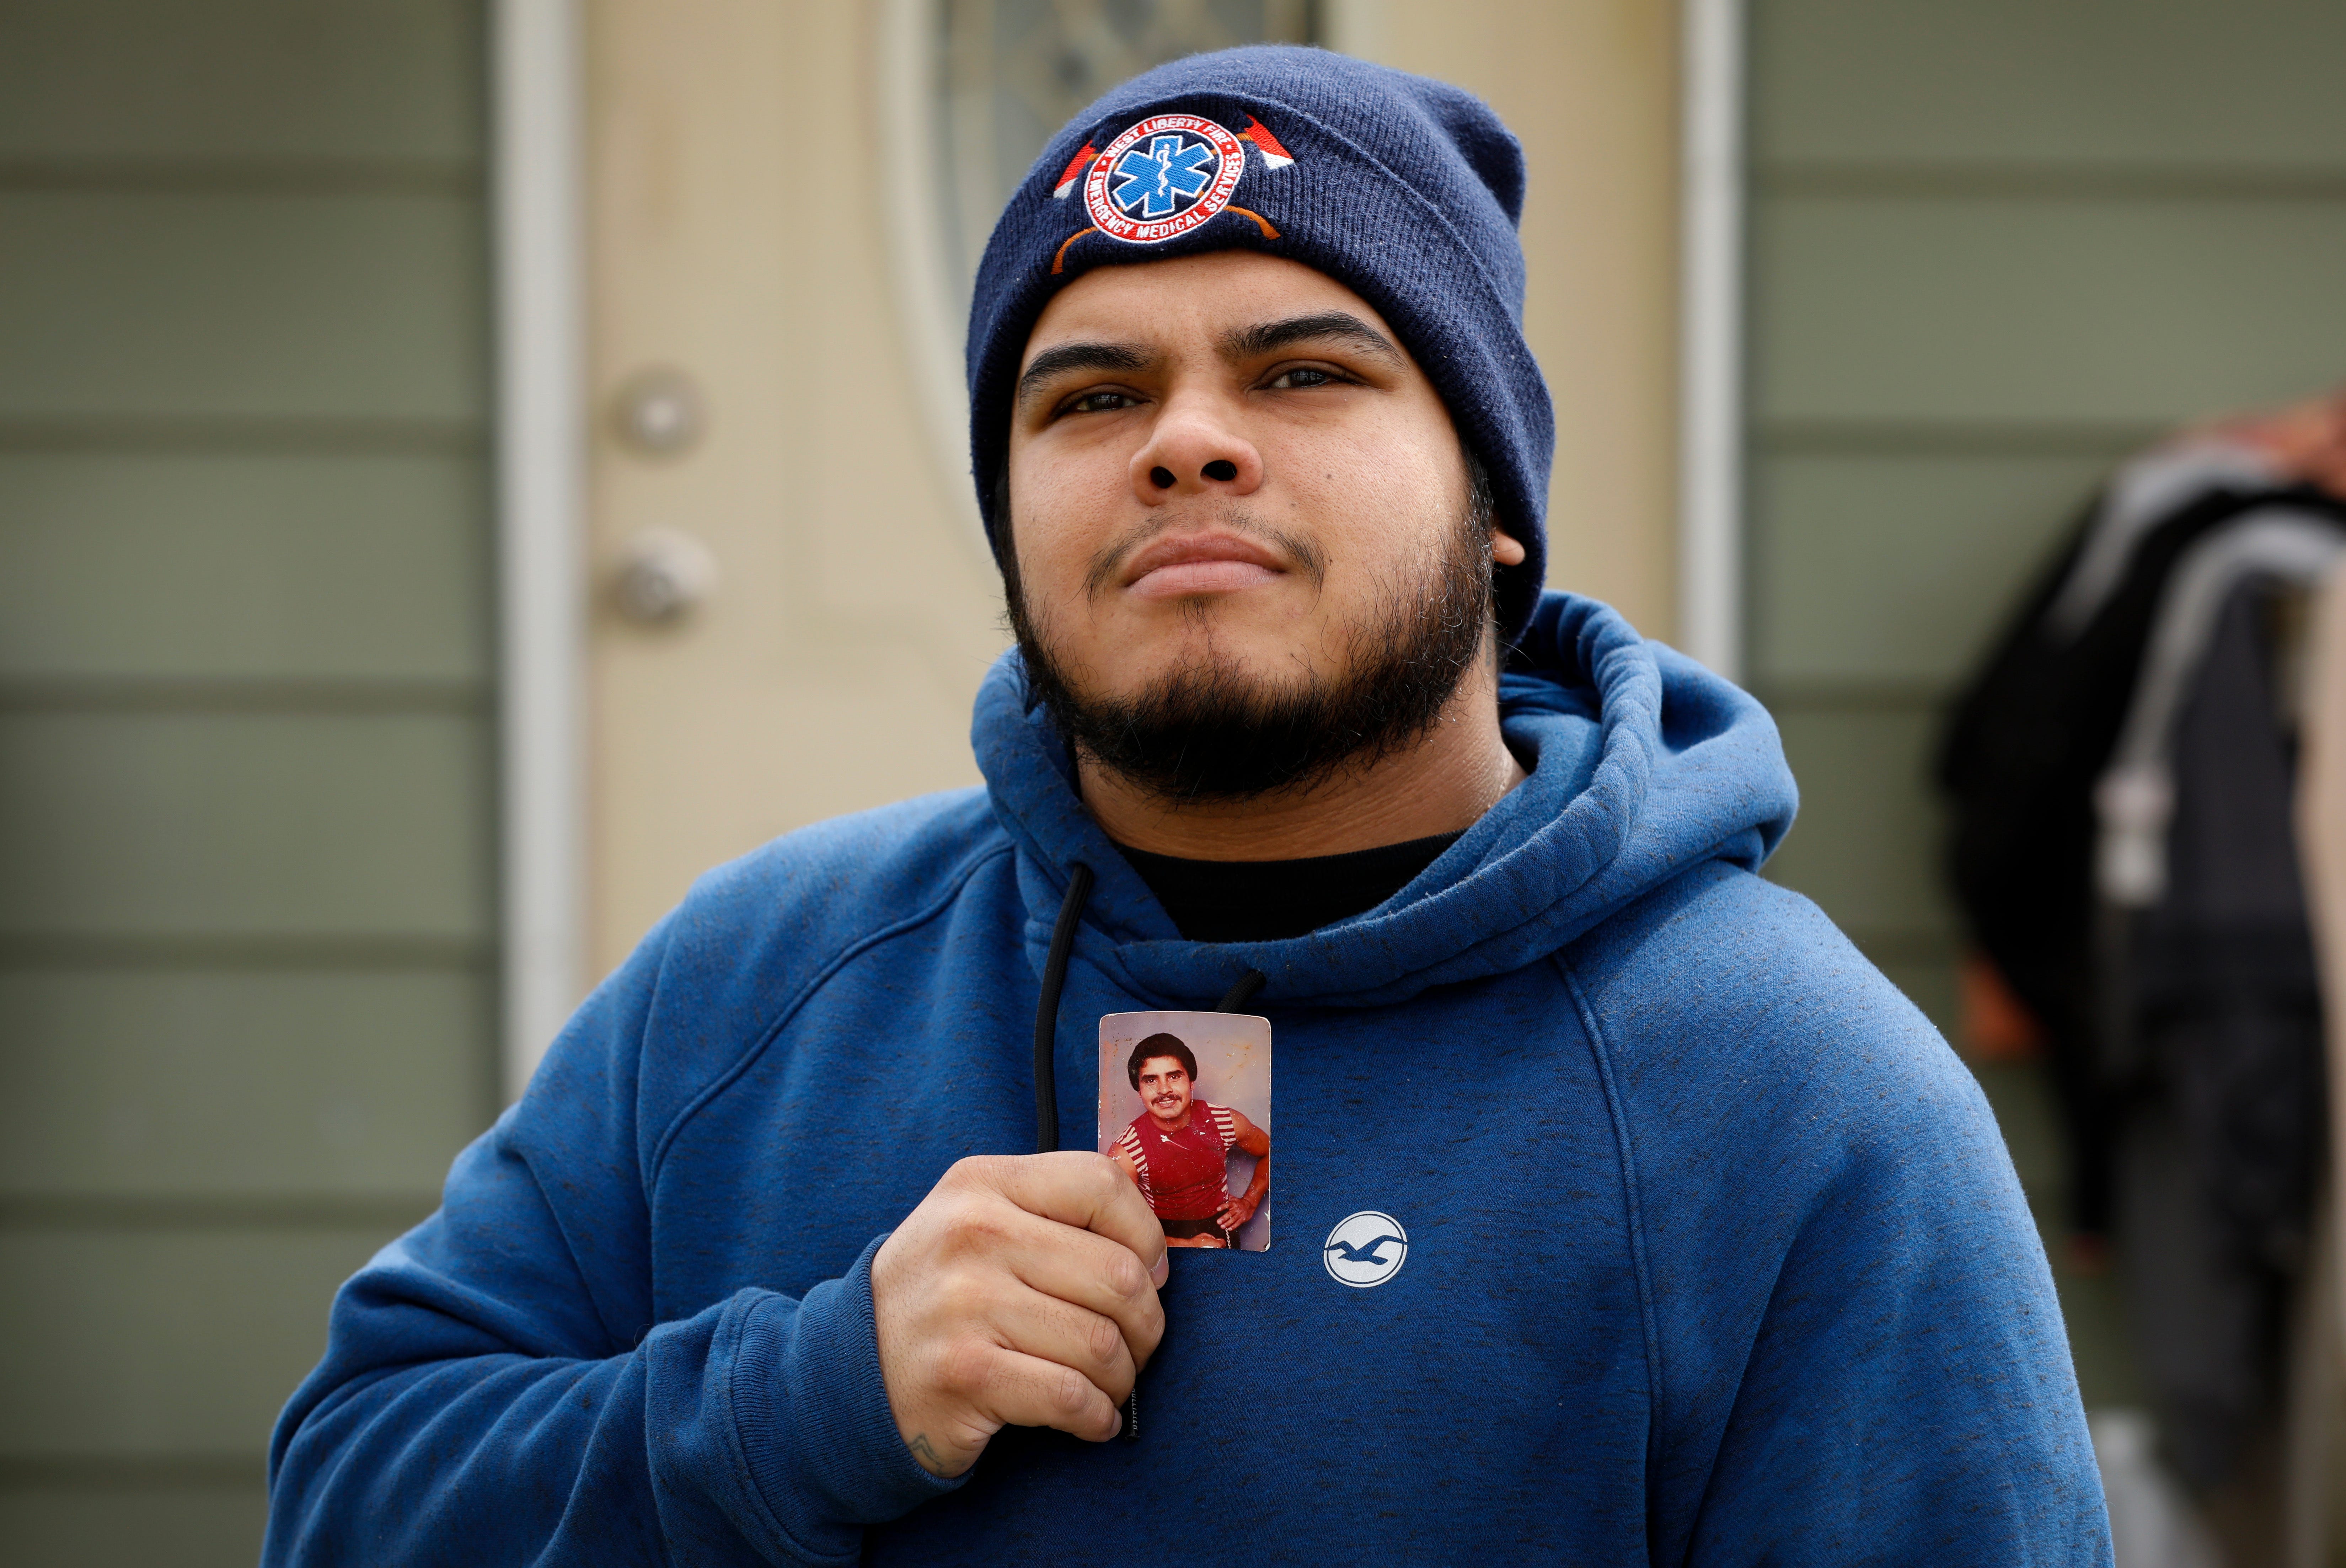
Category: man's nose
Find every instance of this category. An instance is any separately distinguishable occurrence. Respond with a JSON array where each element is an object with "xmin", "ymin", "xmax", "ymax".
[{"xmin": 1129, "ymin": 396, "xmax": 1263, "ymax": 505}]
